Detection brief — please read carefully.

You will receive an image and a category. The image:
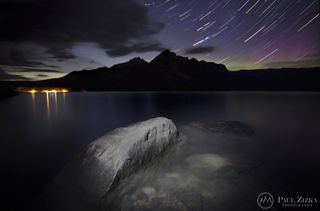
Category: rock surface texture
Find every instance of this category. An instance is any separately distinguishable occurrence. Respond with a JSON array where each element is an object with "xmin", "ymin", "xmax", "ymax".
[
  {"xmin": 83, "ymin": 117, "xmax": 178, "ymax": 196},
  {"xmin": 44, "ymin": 117, "xmax": 179, "ymax": 211}
]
